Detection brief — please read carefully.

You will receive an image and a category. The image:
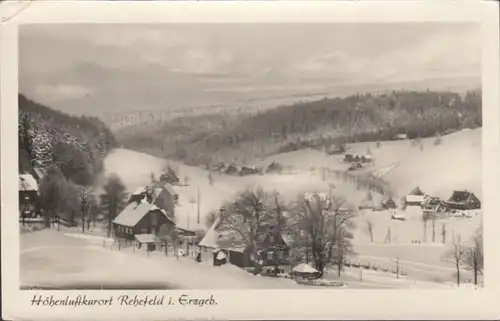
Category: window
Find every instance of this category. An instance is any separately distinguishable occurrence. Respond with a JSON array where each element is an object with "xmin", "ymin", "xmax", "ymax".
[
  {"xmin": 269, "ymin": 235, "xmax": 274, "ymax": 243},
  {"xmin": 141, "ymin": 228, "xmax": 148, "ymax": 234},
  {"xmin": 267, "ymin": 251, "xmax": 273, "ymax": 260}
]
